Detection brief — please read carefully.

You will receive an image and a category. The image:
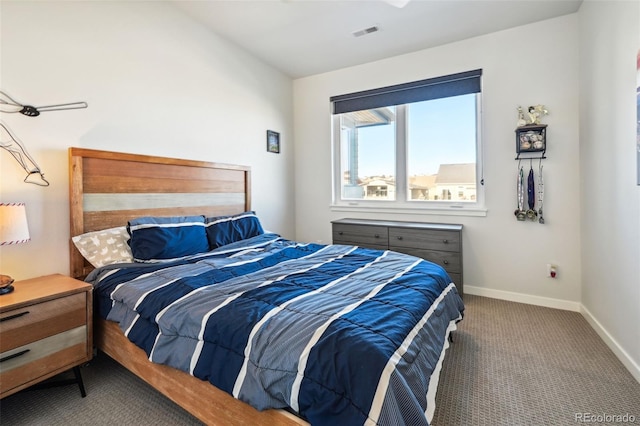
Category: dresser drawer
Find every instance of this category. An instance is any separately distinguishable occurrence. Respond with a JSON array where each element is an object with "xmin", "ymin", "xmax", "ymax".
[
  {"xmin": 0, "ymin": 293, "xmax": 87, "ymax": 353},
  {"xmin": 332, "ymin": 224, "xmax": 388, "ymax": 248},
  {"xmin": 448, "ymin": 273, "xmax": 462, "ymax": 287},
  {"xmin": 0, "ymin": 326, "xmax": 87, "ymax": 393},
  {"xmin": 390, "ymin": 247, "xmax": 461, "ymax": 273},
  {"xmin": 389, "ymin": 227, "xmax": 460, "ymax": 252}
]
